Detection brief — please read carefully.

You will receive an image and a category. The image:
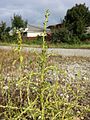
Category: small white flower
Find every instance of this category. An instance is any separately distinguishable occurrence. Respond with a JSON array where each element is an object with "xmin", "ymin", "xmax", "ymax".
[
  {"xmin": 77, "ymin": 110, "xmax": 80, "ymax": 114},
  {"xmin": 60, "ymin": 93, "xmax": 63, "ymax": 96},
  {"xmin": 16, "ymin": 84, "xmax": 18, "ymax": 87},
  {"xmin": 81, "ymin": 116, "xmax": 84, "ymax": 119},
  {"xmin": 3, "ymin": 86, "xmax": 9, "ymax": 90},
  {"xmin": 38, "ymin": 116, "xmax": 41, "ymax": 119},
  {"xmin": 83, "ymin": 77, "xmax": 88, "ymax": 80},
  {"xmin": 66, "ymin": 95, "xmax": 69, "ymax": 98},
  {"xmin": 62, "ymin": 78, "xmax": 65, "ymax": 82}
]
